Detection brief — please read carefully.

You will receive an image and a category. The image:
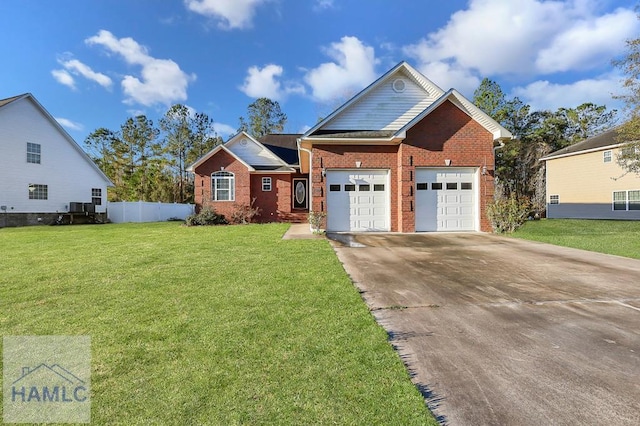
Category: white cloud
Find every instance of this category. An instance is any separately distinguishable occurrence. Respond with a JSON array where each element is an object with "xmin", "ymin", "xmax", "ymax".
[
  {"xmin": 304, "ymin": 36, "xmax": 378, "ymax": 102},
  {"xmin": 239, "ymin": 64, "xmax": 305, "ymax": 100},
  {"xmin": 58, "ymin": 58, "xmax": 112, "ymax": 89},
  {"xmin": 55, "ymin": 117, "xmax": 83, "ymax": 131},
  {"xmin": 535, "ymin": 8, "xmax": 639, "ymax": 73},
  {"xmin": 213, "ymin": 122, "xmax": 236, "ymax": 137},
  {"xmin": 403, "ymin": 0, "xmax": 639, "ymax": 79},
  {"xmin": 240, "ymin": 64, "xmax": 284, "ymax": 100},
  {"xmin": 510, "ymin": 73, "xmax": 622, "ymax": 112},
  {"xmin": 313, "ymin": 0, "xmax": 334, "ymax": 11},
  {"xmin": 184, "ymin": 0, "xmax": 267, "ymax": 30},
  {"xmin": 86, "ymin": 30, "xmax": 195, "ymax": 106},
  {"xmin": 414, "ymin": 60, "xmax": 480, "ymax": 97},
  {"xmin": 51, "ymin": 69, "xmax": 76, "ymax": 90}
]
